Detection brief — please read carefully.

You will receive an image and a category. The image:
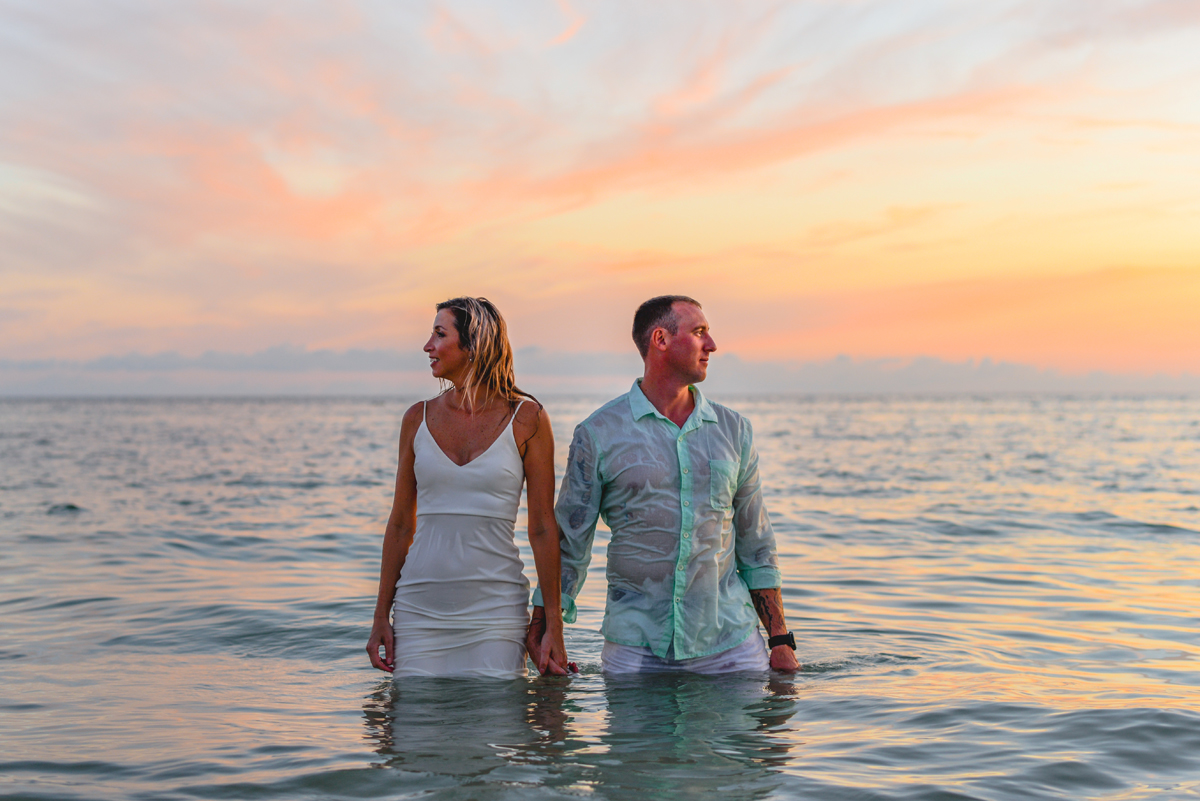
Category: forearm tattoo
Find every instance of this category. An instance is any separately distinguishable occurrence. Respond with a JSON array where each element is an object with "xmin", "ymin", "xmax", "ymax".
[{"xmin": 750, "ymin": 589, "xmax": 785, "ymax": 636}]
